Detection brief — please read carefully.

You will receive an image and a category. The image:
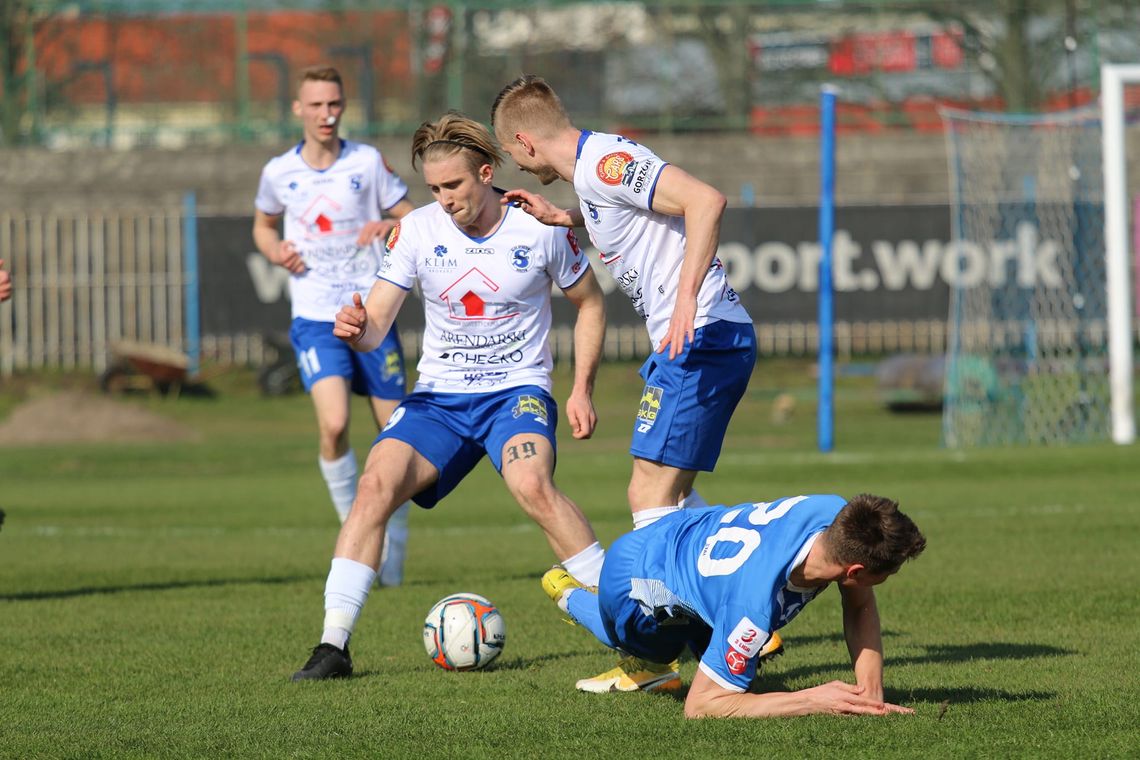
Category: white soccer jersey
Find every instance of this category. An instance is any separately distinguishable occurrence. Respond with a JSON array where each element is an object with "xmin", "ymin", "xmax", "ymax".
[
  {"xmin": 380, "ymin": 200, "xmax": 588, "ymax": 393},
  {"xmin": 572, "ymin": 131, "xmax": 751, "ymax": 346},
  {"xmin": 255, "ymin": 139, "xmax": 409, "ymax": 322}
]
